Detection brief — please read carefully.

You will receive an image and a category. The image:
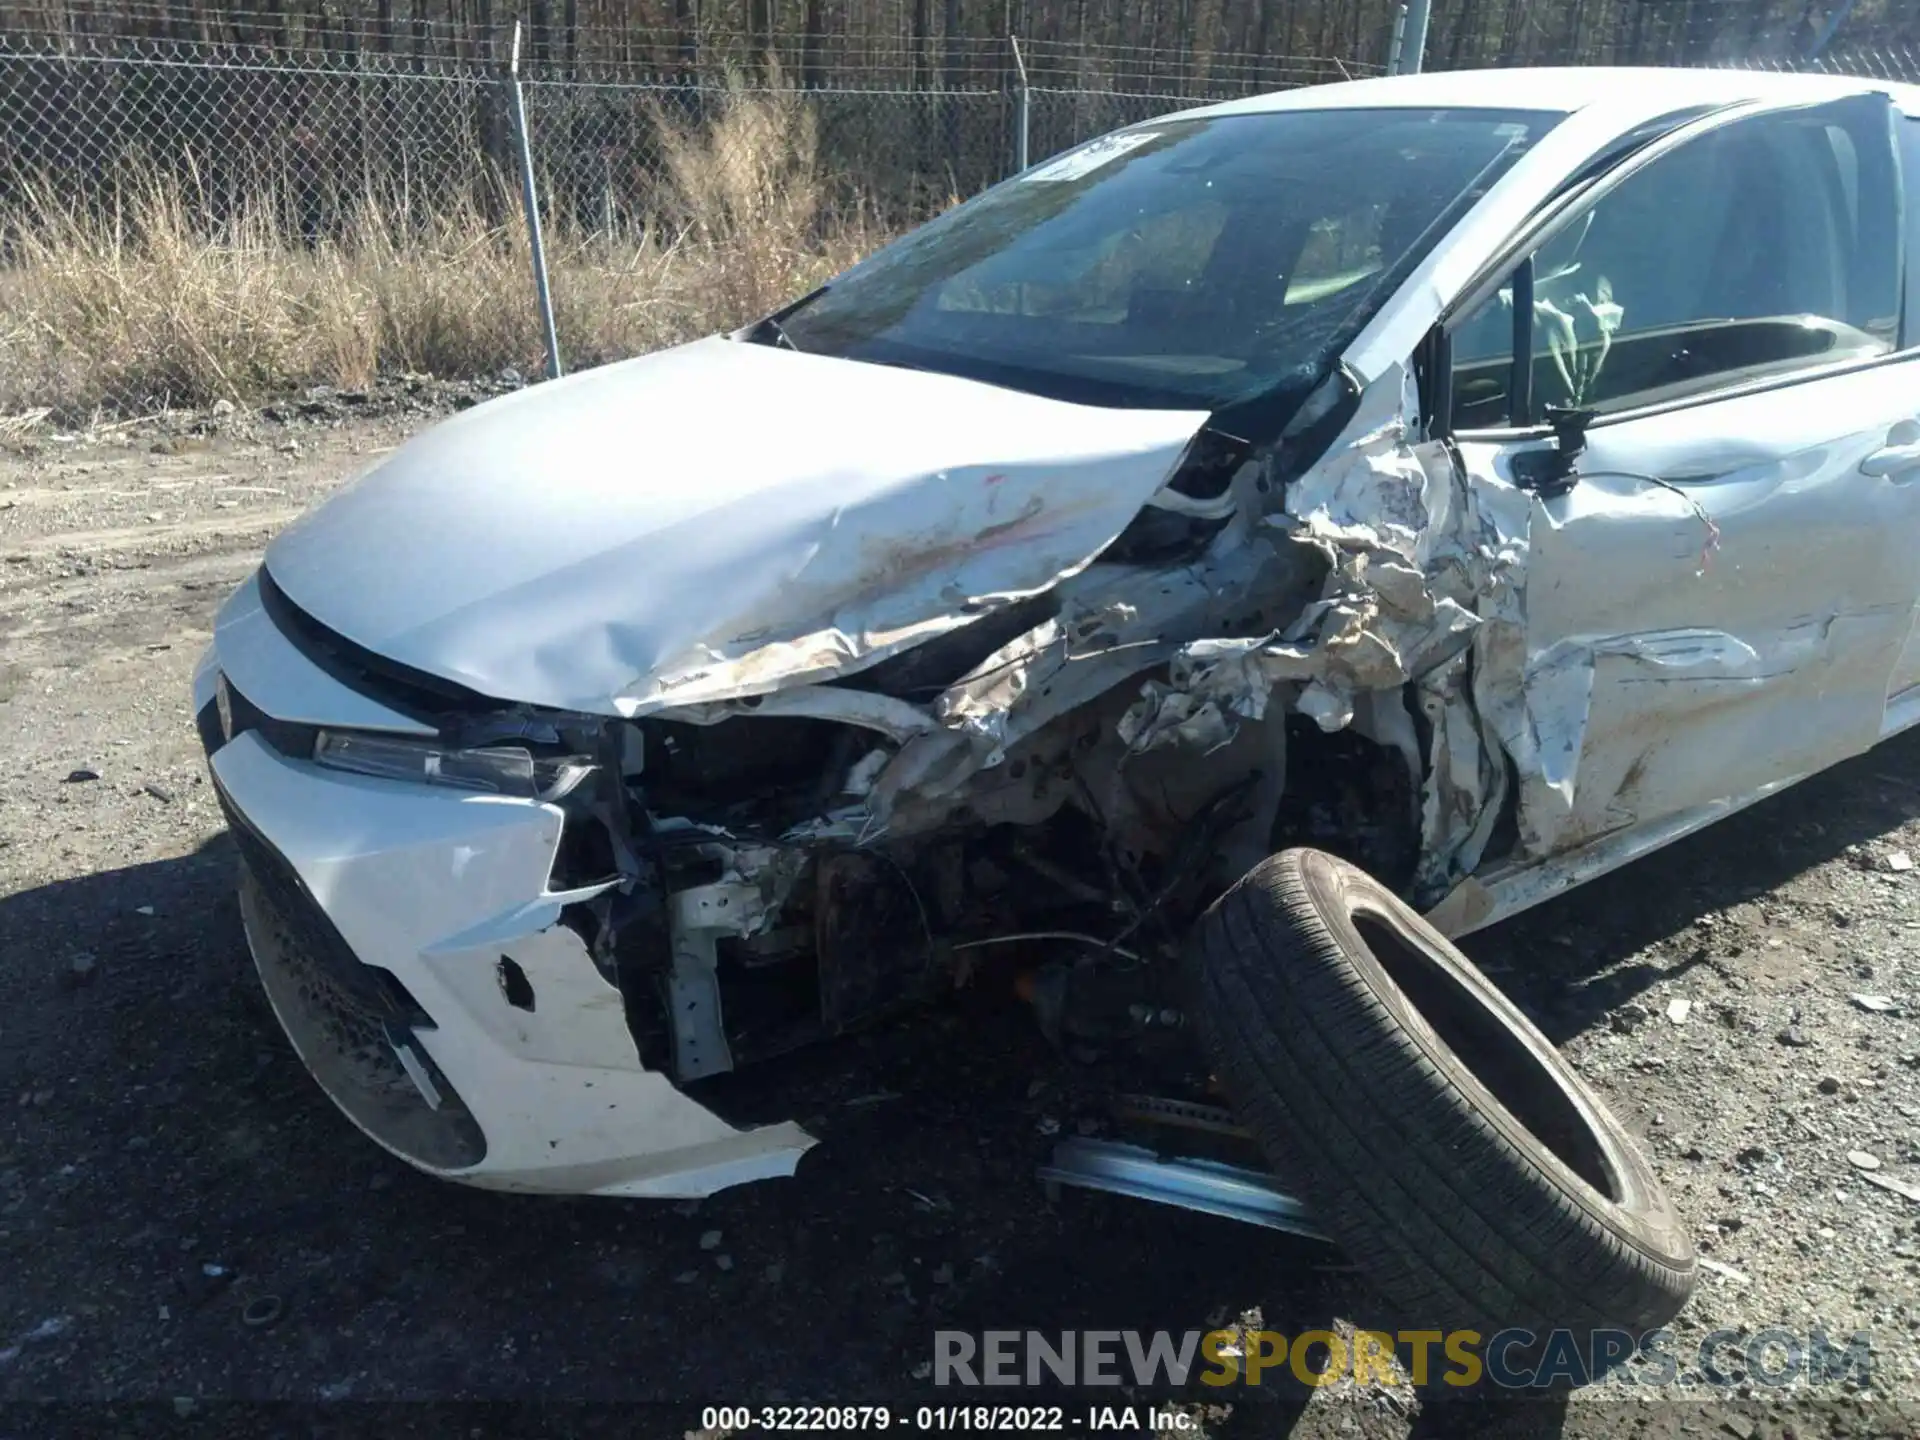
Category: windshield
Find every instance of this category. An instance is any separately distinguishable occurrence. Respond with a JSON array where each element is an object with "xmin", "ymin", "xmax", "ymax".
[{"xmin": 778, "ymin": 107, "xmax": 1560, "ymax": 411}]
